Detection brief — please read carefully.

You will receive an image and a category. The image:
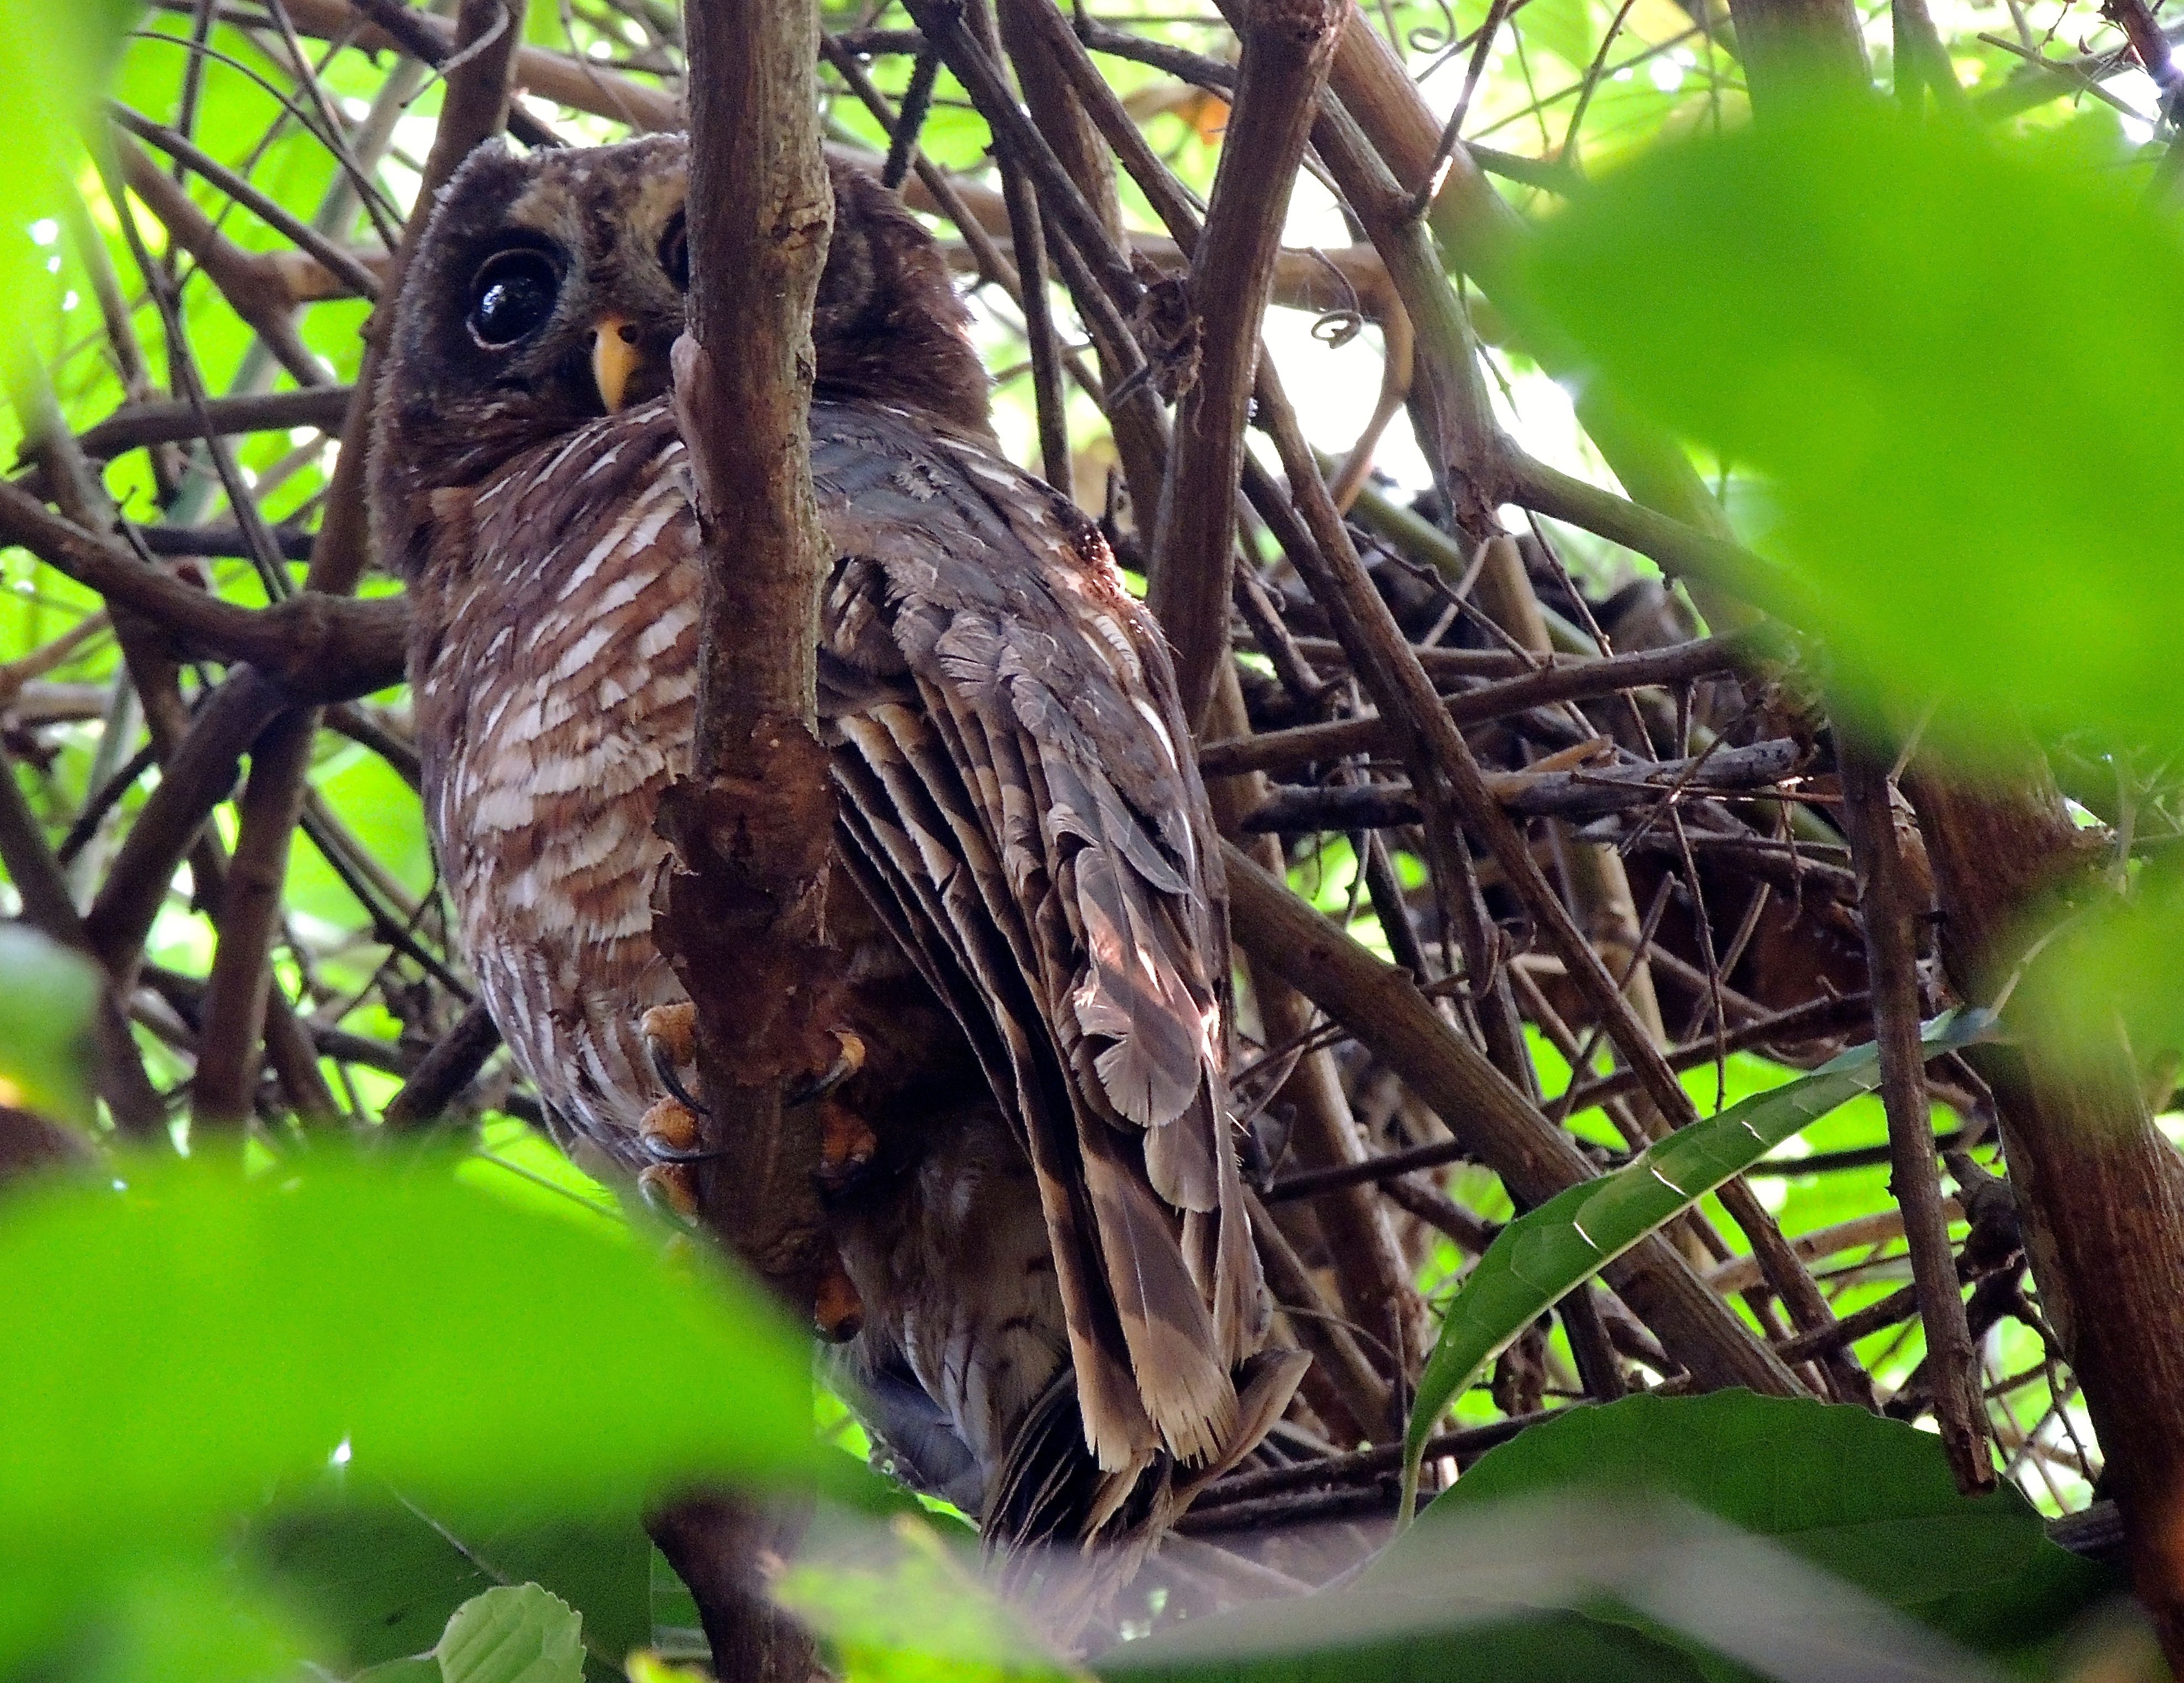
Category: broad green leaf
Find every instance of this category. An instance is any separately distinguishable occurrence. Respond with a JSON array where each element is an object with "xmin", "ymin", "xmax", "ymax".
[
  {"xmin": 1103, "ymin": 1489, "xmax": 1985, "ymax": 1681},
  {"xmin": 253, "ymin": 1496, "xmax": 650, "ymax": 1681},
  {"xmin": 1403, "ymin": 1010, "xmax": 1994, "ymax": 1506},
  {"xmin": 36, "ymin": 1560, "xmax": 311, "ymax": 1683},
  {"xmin": 0, "ymin": 1, "xmax": 136, "ymax": 342},
  {"xmin": 772, "ymin": 1513, "xmax": 1082, "ymax": 1683},
  {"xmin": 1428, "ymin": 1393, "xmax": 2122, "ymax": 1666},
  {"xmin": 2013, "ymin": 855, "xmax": 2184, "ymax": 1081},
  {"xmin": 1100, "ymin": 1606, "xmax": 1710, "ymax": 1683},
  {"xmin": 0, "ymin": 924, "xmax": 100, "ymax": 1131},
  {"xmin": 435, "ymin": 1585, "xmax": 585, "ymax": 1683},
  {"xmin": 1516, "ymin": 104, "xmax": 2184, "ymax": 759},
  {"xmin": 0, "ymin": 1151, "xmax": 816, "ymax": 1669}
]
